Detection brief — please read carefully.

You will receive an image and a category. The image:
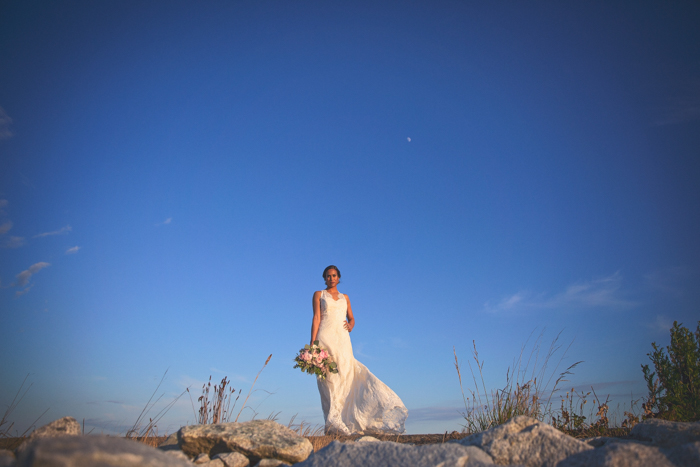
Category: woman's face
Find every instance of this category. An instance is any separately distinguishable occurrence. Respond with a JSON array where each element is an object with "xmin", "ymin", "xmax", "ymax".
[{"xmin": 324, "ymin": 269, "xmax": 339, "ymax": 288}]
